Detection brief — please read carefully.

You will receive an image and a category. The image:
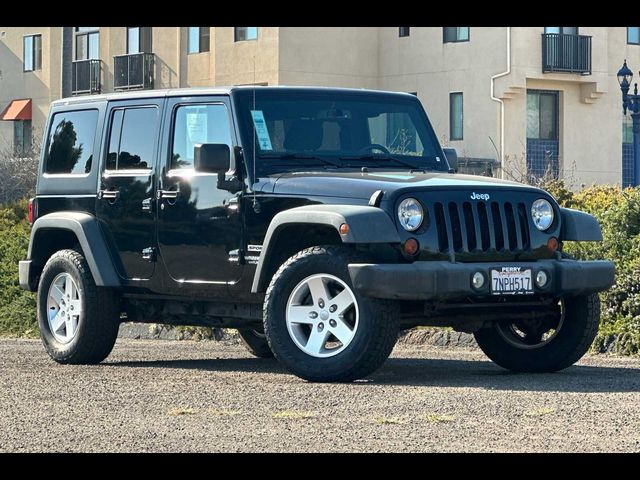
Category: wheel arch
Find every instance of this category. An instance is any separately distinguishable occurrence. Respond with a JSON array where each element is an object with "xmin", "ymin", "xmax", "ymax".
[
  {"xmin": 251, "ymin": 205, "xmax": 400, "ymax": 293},
  {"xmin": 28, "ymin": 212, "xmax": 121, "ymax": 288}
]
